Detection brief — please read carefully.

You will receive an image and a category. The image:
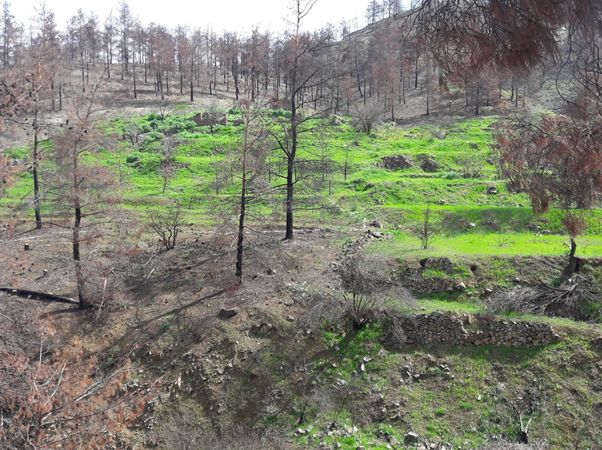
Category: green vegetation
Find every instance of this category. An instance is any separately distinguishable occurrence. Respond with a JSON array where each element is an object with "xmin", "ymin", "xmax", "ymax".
[
  {"xmin": 6, "ymin": 111, "xmax": 602, "ymax": 260},
  {"xmin": 6, "ymin": 110, "xmax": 600, "ymax": 449},
  {"xmin": 289, "ymin": 322, "xmax": 602, "ymax": 449}
]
